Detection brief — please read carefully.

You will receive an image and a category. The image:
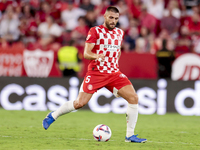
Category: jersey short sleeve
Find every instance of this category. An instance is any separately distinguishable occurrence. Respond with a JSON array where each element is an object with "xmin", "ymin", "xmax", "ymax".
[
  {"xmin": 122, "ymin": 30, "xmax": 125, "ymax": 43},
  {"xmin": 86, "ymin": 27, "xmax": 98, "ymax": 44}
]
